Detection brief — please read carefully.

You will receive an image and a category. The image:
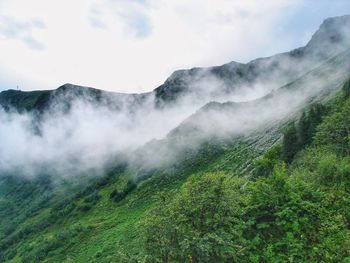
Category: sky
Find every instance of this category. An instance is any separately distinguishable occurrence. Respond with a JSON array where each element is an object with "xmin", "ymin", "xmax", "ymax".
[{"xmin": 0, "ymin": 0, "xmax": 349, "ymax": 93}]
